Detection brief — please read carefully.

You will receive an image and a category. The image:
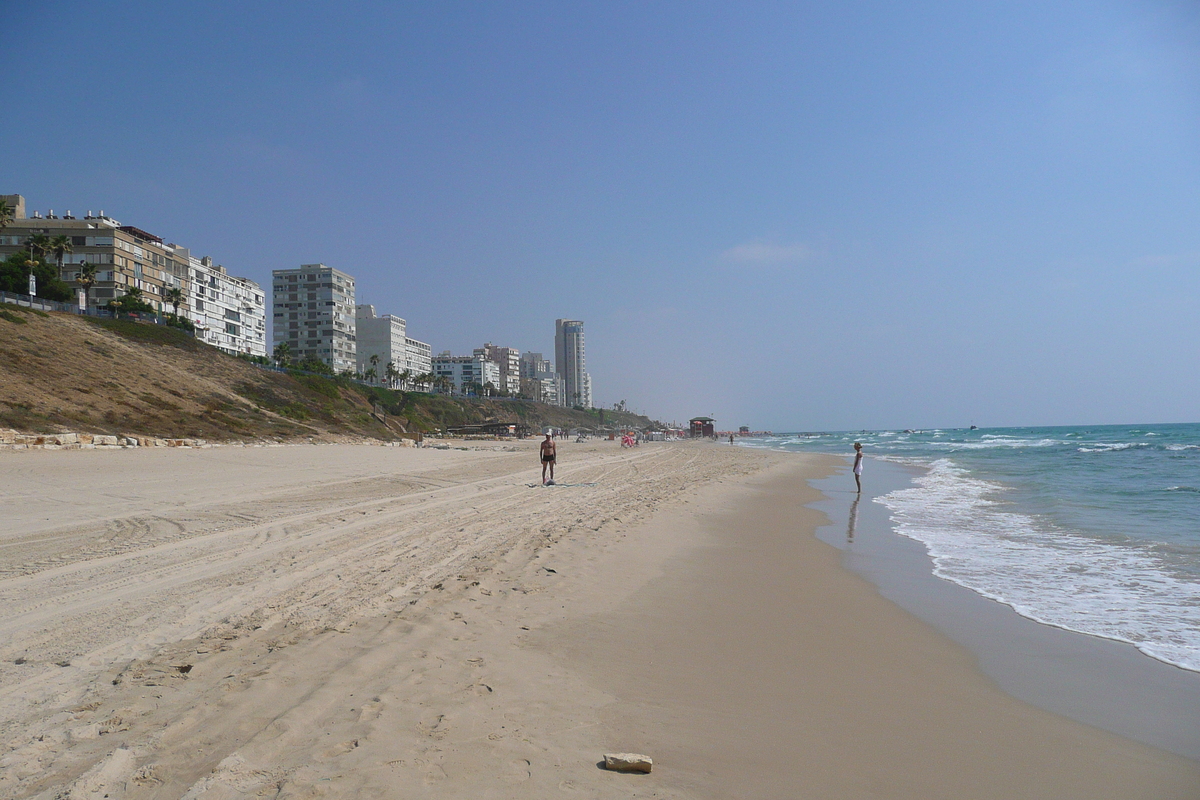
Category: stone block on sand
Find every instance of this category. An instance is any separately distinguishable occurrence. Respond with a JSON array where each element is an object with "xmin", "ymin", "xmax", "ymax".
[{"xmin": 603, "ymin": 753, "xmax": 653, "ymax": 773}]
